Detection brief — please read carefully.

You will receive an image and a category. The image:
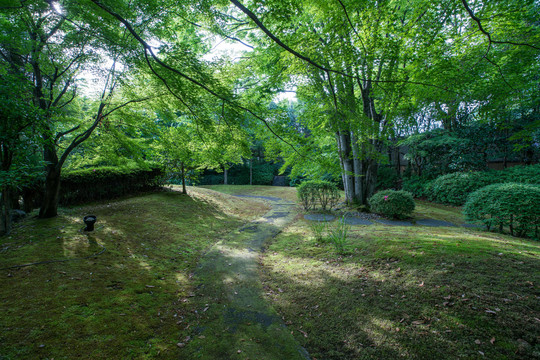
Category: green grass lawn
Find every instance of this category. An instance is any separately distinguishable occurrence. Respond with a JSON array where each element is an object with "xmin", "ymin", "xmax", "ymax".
[
  {"xmin": 2, "ymin": 185, "xmax": 538, "ymax": 359},
  {"xmin": 259, "ymin": 218, "xmax": 540, "ymax": 359},
  {"xmin": 0, "ymin": 186, "xmax": 267, "ymax": 359}
]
